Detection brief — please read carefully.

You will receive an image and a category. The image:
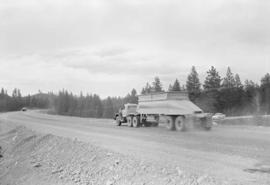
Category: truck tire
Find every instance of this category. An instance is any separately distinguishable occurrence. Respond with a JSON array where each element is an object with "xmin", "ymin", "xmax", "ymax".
[
  {"xmin": 175, "ymin": 116, "xmax": 186, "ymax": 131},
  {"xmin": 116, "ymin": 116, "xmax": 121, "ymax": 126},
  {"xmin": 132, "ymin": 116, "xmax": 140, "ymax": 127},
  {"xmin": 165, "ymin": 116, "xmax": 175, "ymax": 131},
  {"xmin": 152, "ymin": 116, "xmax": 159, "ymax": 127},
  {"xmin": 127, "ymin": 116, "xmax": 133, "ymax": 127}
]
